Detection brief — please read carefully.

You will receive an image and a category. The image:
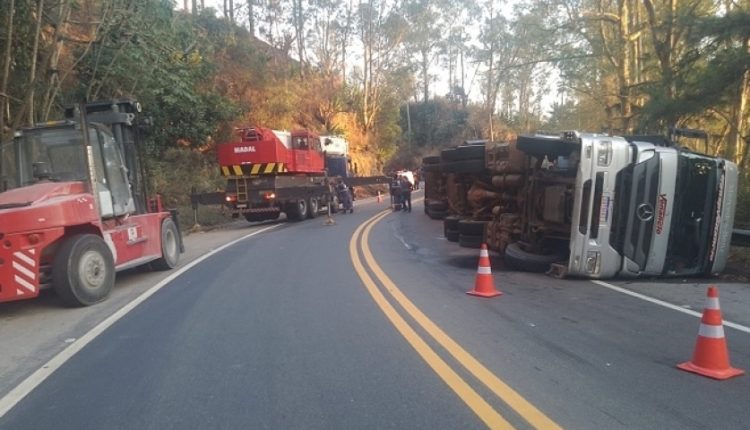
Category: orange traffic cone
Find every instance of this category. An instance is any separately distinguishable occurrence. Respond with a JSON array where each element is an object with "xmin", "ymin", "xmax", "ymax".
[
  {"xmin": 467, "ymin": 243, "xmax": 502, "ymax": 298},
  {"xmin": 677, "ymin": 286, "xmax": 744, "ymax": 380},
  {"xmin": 377, "ymin": 191, "xmax": 383, "ymax": 203}
]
